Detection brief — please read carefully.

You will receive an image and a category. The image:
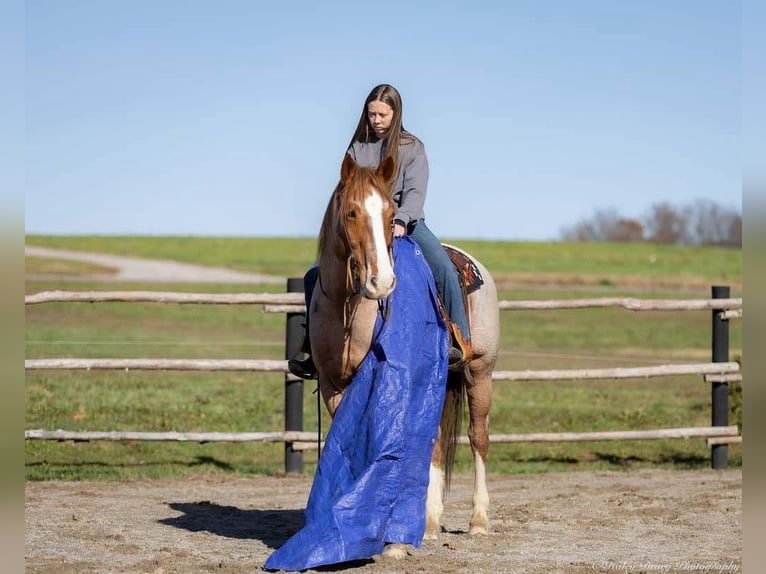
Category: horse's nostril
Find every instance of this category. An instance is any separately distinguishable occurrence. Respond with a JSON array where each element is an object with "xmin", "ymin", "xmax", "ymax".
[{"xmin": 370, "ymin": 276, "xmax": 378, "ymax": 288}]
